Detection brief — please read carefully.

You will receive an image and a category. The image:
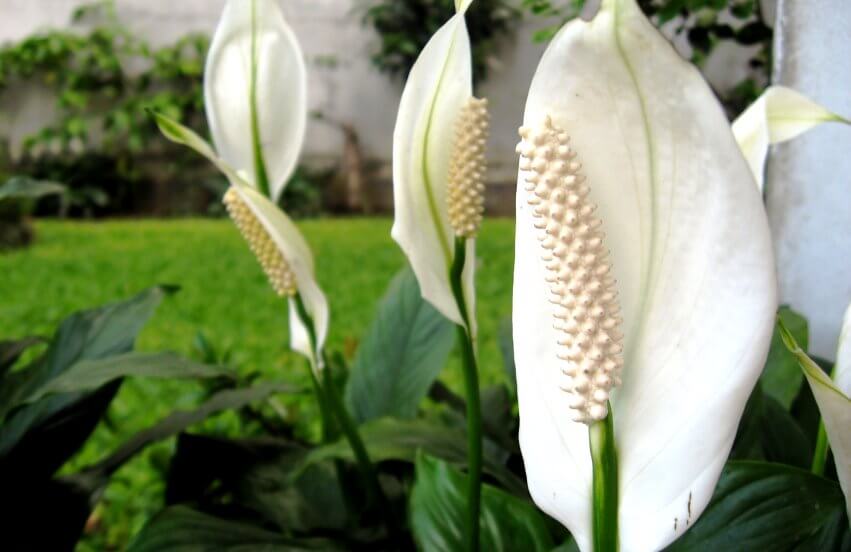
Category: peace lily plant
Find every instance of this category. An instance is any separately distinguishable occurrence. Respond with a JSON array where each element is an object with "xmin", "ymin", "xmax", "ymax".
[
  {"xmin": 508, "ymin": 0, "xmax": 849, "ymax": 549},
  {"xmin": 392, "ymin": 0, "xmax": 490, "ymax": 548},
  {"xmin": 151, "ymin": 0, "xmax": 391, "ymax": 531}
]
